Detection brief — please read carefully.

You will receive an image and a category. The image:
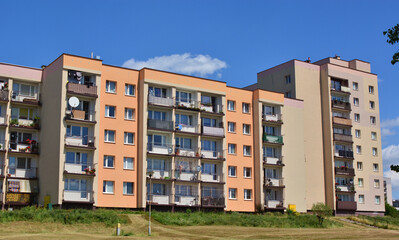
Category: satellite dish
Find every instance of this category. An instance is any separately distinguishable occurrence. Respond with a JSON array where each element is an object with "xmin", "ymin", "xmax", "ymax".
[{"xmin": 68, "ymin": 97, "xmax": 80, "ymax": 108}]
